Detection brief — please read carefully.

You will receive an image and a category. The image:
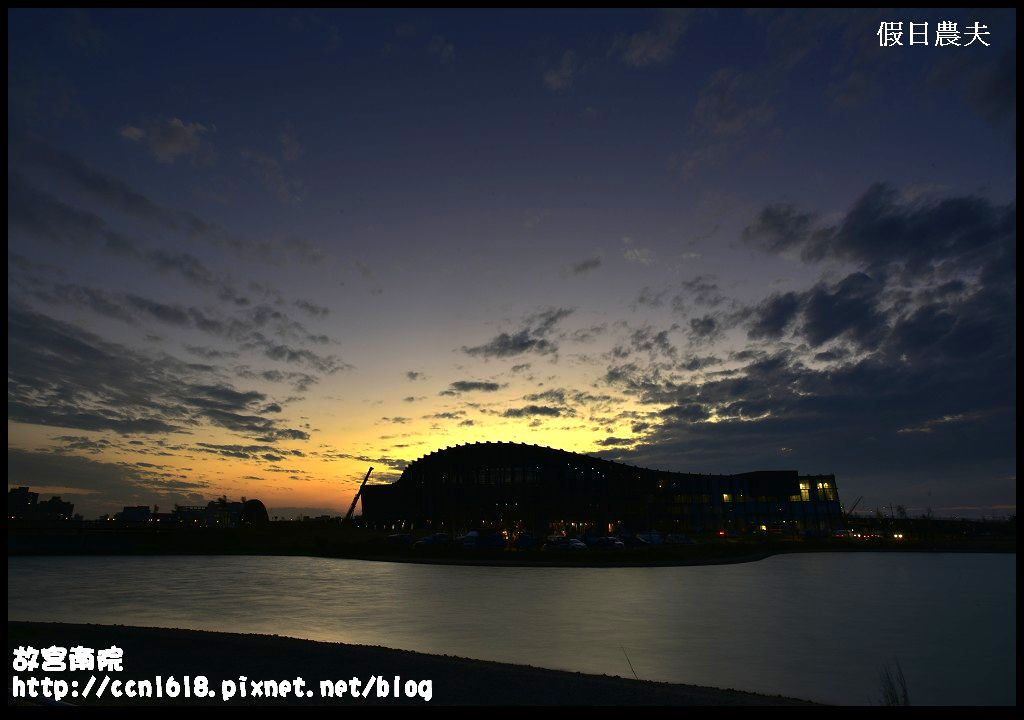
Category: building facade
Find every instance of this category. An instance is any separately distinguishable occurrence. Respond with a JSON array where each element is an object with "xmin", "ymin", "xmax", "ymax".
[{"xmin": 360, "ymin": 442, "xmax": 844, "ymax": 536}]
